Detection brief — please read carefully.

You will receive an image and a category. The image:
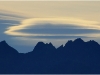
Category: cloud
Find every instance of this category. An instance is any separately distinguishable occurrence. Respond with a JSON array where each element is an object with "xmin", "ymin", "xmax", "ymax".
[
  {"xmin": 0, "ymin": 13, "xmax": 24, "ymax": 20},
  {"xmin": 0, "ymin": 20, "xmax": 19, "ymax": 25},
  {"xmin": 17, "ymin": 23, "xmax": 100, "ymax": 35},
  {"xmin": 4, "ymin": 17, "xmax": 100, "ymax": 37},
  {"xmin": 0, "ymin": 10, "xmax": 26, "ymax": 21}
]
